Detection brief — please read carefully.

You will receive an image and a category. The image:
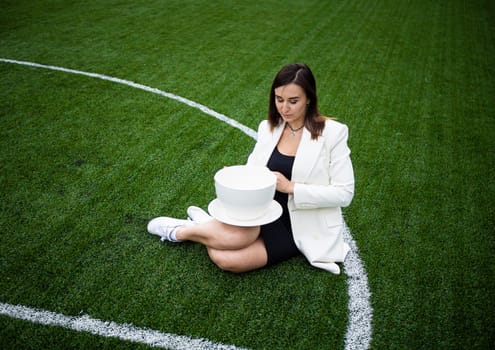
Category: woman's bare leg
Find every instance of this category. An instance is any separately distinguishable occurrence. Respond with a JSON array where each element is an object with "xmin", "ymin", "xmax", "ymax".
[
  {"xmin": 207, "ymin": 237, "xmax": 268, "ymax": 273},
  {"xmin": 175, "ymin": 219, "xmax": 260, "ymax": 250}
]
